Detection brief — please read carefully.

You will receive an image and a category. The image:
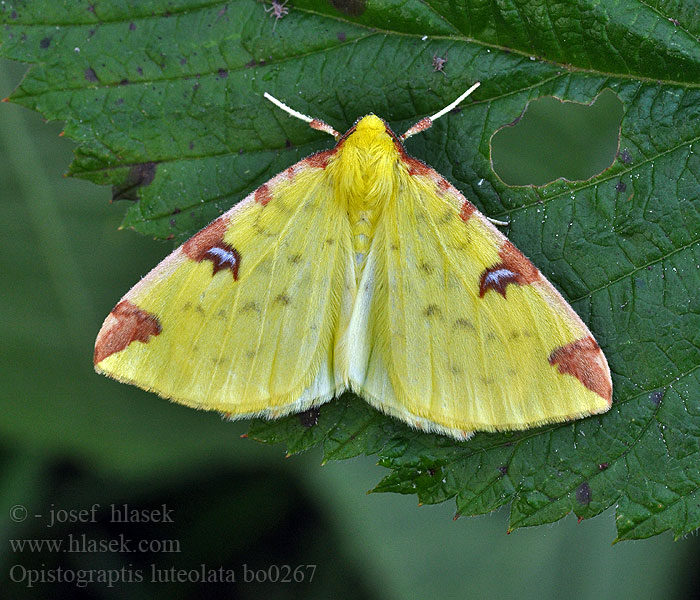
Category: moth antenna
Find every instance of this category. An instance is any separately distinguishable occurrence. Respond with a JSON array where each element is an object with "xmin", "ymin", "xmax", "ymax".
[
  {"xmin": 263, "ymin": 92, "xmax": 340, "ymax": 139},
  {"xmin": 401, "ymin": 81, "xmax": 481, "ymax": 140},
  {"xmin": 487, "ymin": 216, "xmax": 510, "ymax": 227}
]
